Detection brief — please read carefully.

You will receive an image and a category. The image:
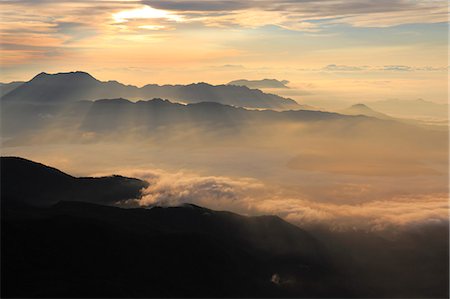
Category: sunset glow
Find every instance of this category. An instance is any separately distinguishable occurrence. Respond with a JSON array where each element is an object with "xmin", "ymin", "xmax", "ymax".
[
  {"xmin": 112, "ymin": 5, "xmax": 183, "ymax": 23},
  {"xmin": 0, "ymin": 2, "xmax": 448, "ymax": 297},
  {"xmin": 0, "ymin": 1, "xmax": 447, "ymax": 104}
]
